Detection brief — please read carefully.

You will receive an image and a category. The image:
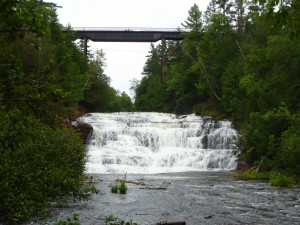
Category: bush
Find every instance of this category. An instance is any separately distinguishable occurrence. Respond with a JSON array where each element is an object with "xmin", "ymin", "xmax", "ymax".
[
  {"xmin": 277, "ymin": 120, "xmax": 300, "ymax": 176},
  {"xmin": 0, "ymin": 109, "xmax": 87, "ymax": 223},
  {"xmin": 110, "ymin": 181, "xmax": 127, "ymax": 194},
  {"xmin": 237, "ymin": 171, "xmax": 270, "ymax": 180},
  {"xmin": 104, "ymin": 215, "xmax": 137, "ymax": 225},
  {"xmin": 56, "ymin": 214, "xmax": 80, "ymax": 225},
  {"xmin": 270, "ymin": 174, "xmax": 294, "ymax": 188},
  {"xmin": 118, "ymin": 181, "xmax": 128, "ymax": 194},
  {"xmin": 111, "ymin": 183, "xmax": 118, "ymax": 193}
]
